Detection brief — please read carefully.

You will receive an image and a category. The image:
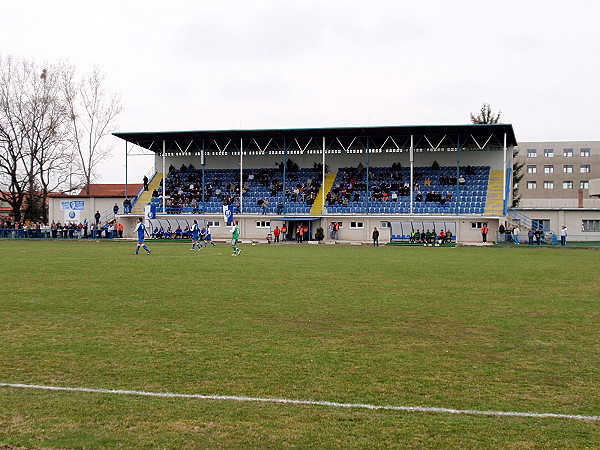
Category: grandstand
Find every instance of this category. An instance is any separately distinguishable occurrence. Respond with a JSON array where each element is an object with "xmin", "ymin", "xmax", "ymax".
[{"xmin": 113, "ymin": 124, "xmax": 518, "ymax": 243}]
